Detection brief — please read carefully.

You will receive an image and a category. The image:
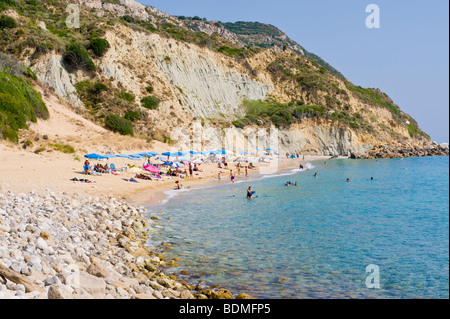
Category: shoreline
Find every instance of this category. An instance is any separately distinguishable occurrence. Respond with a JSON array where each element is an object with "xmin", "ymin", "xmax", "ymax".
[
  {"xmin": 1, "ymin": 149, "xmax": 447, "ymax": 299},
  {"xmin": 0, "ymin": 142, "xmax": 333, "ymax": 299},
  {"xmin": 143, "ymin": 155, "xmax": 334, "ymax": 208}
]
